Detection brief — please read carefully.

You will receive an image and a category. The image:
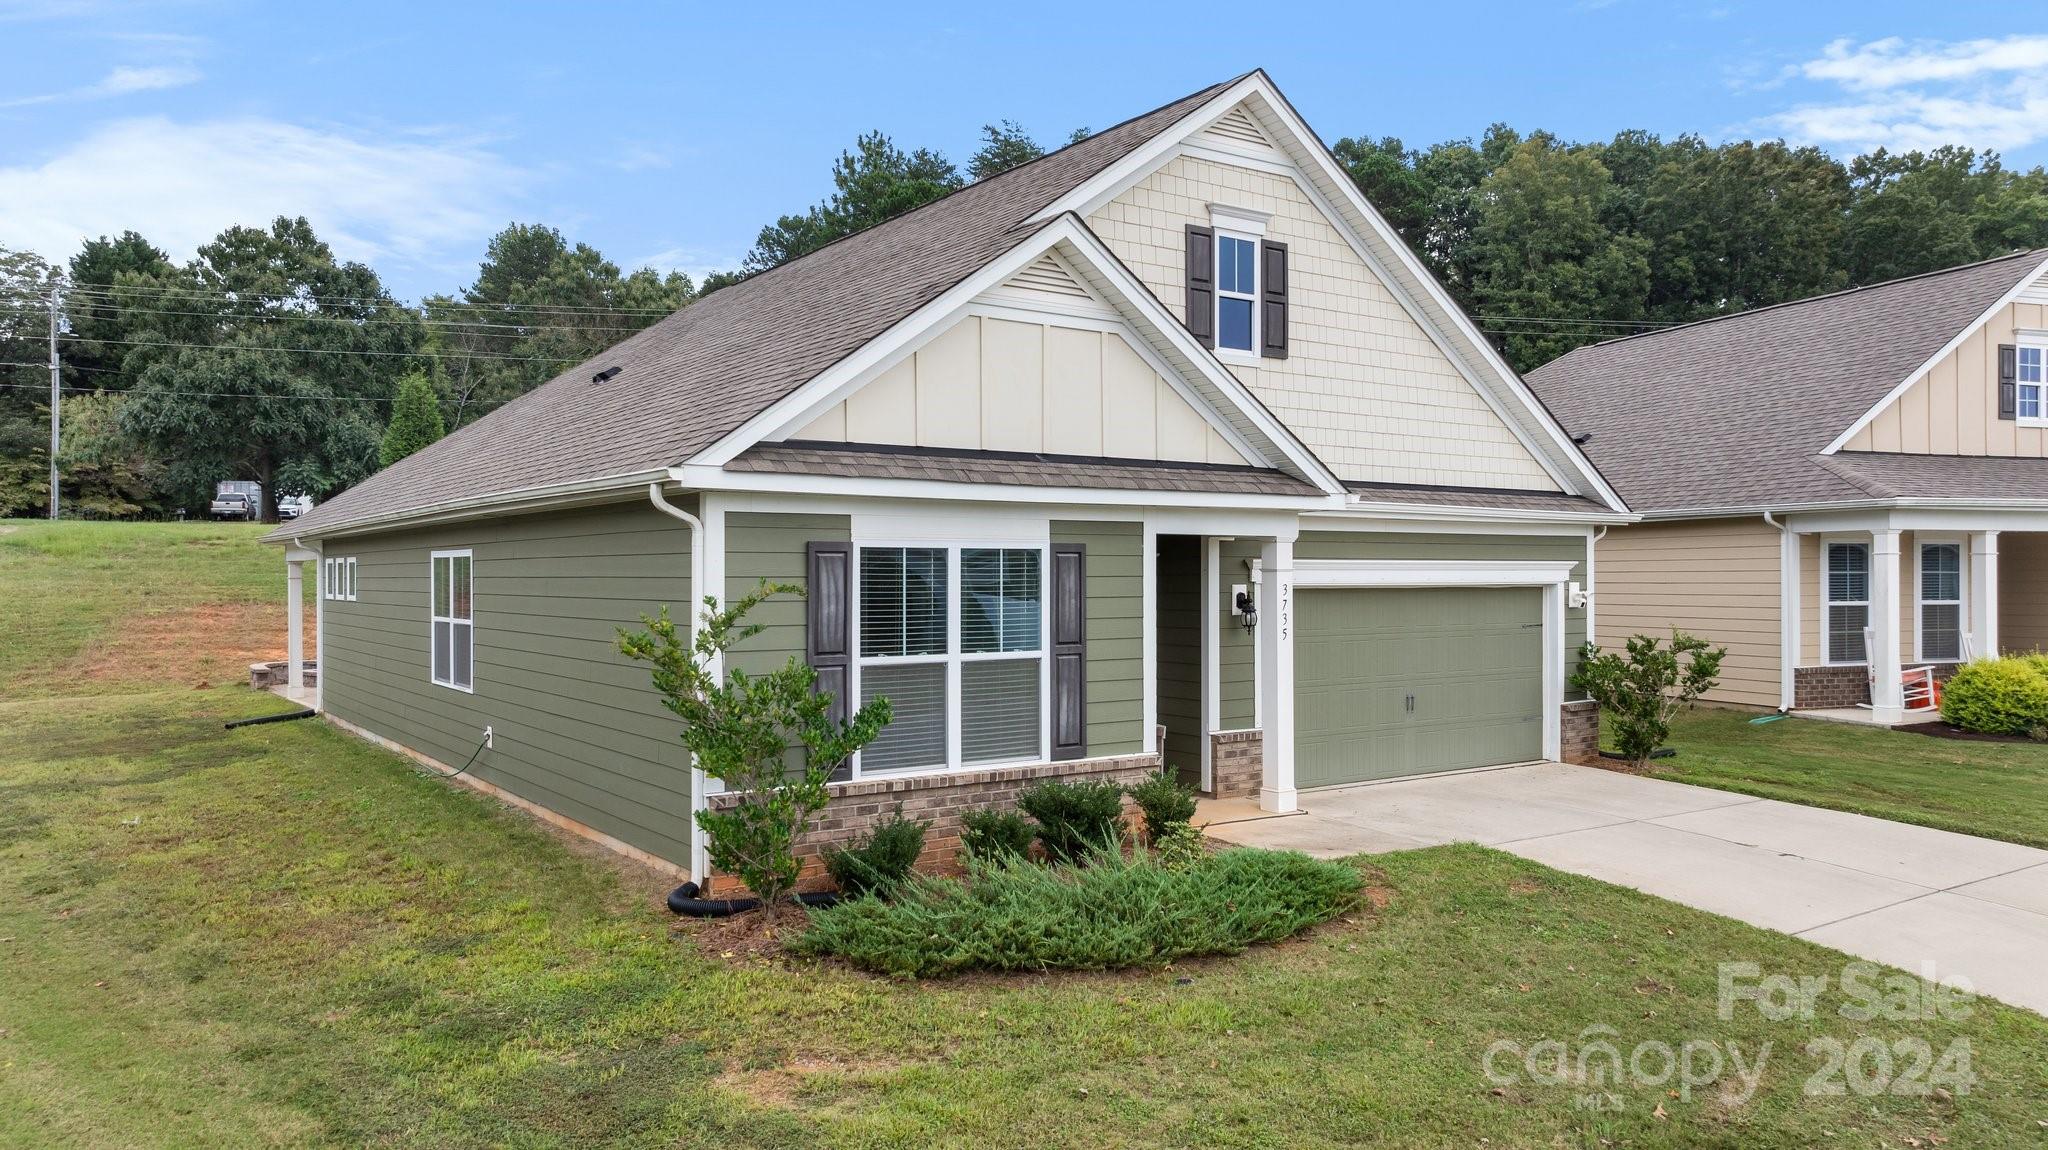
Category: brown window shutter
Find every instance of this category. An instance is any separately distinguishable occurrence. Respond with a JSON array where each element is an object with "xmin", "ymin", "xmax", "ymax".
[
  {"xmin": 2000, "ymin": 344, "xmax": 2018, "ymax": 421},
  {"xmin": 1260, "ymin": 241, "xmax": 1289, "ymax": 359},
  {"xmin": 1050, "ymin": 544, "xmax": 1087, "ymax": 761},
  {"xmin": 1184, "ymin": 225, "xmax": 1215, "ymax": 347},
  {"xmin": 805, "ymin": 541, "xmax": 854, "ymax": 781}
]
